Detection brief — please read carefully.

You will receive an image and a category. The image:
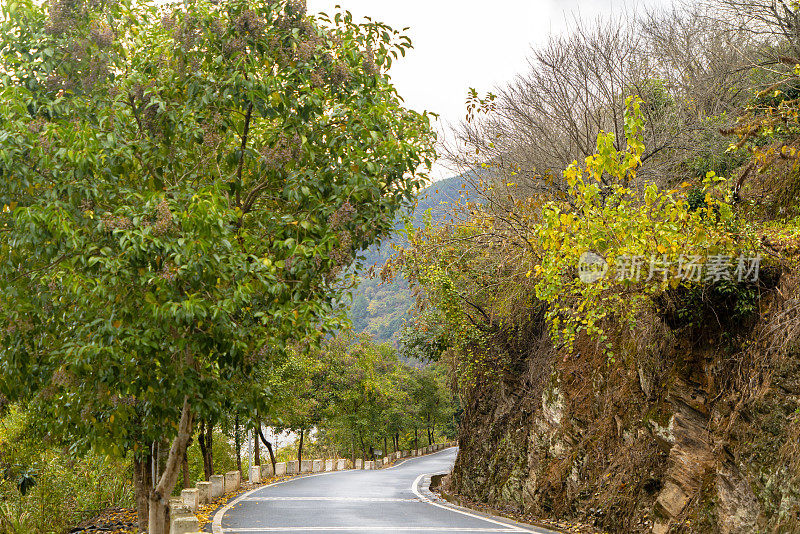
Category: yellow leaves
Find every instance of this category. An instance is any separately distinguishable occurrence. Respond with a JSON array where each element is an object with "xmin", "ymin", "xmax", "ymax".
[
  {"xmin": 2, "ymin": 202, "xmax": 17, "ymax": 213},
  {"xmin": 657, "ymin": 244, "xmax": 667, "ymax": 254},
  {"xmin": 112, "ymin": 320, "xmax": 122, "ymax": 328}
]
